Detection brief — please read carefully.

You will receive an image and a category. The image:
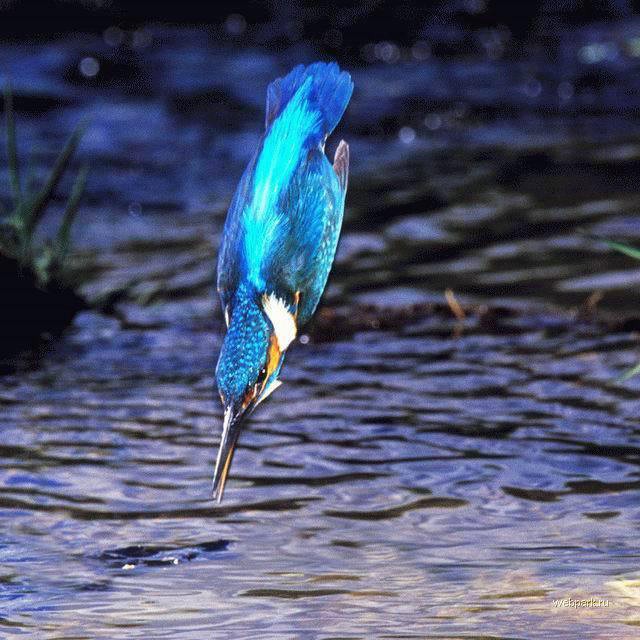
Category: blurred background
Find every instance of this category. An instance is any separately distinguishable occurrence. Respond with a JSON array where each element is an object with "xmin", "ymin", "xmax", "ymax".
[
  {"xmin": 2, "ymin": 0, "xmax": 640, "ymax": 316},
  {"xmin": 2, "ymin": 2, "xmax": 640, "ymax": 639}
]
